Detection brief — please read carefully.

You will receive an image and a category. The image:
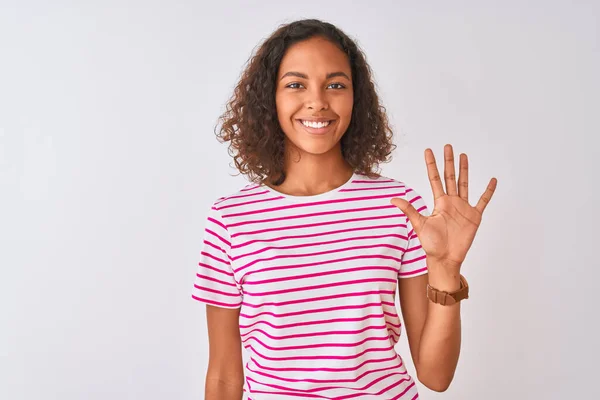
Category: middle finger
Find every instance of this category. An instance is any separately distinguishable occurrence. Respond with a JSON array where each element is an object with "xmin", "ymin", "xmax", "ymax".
[{"xmin": 444, "ymin": 144, "xmax": 458, "ymax": 196}]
